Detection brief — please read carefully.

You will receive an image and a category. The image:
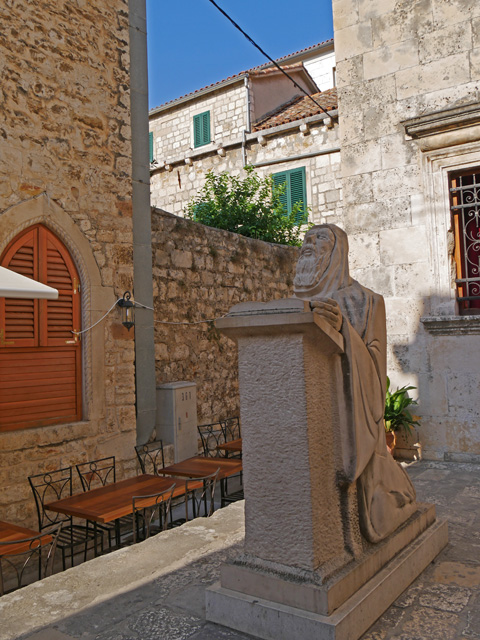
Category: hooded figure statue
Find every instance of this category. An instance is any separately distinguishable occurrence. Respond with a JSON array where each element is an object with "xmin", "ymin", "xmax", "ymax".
[{"xmin": 294, "ymin": 224, "xmax": 417, "ymax": 543}]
